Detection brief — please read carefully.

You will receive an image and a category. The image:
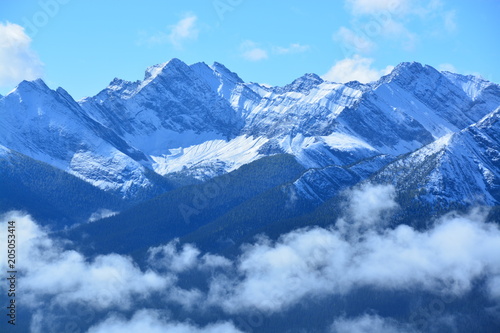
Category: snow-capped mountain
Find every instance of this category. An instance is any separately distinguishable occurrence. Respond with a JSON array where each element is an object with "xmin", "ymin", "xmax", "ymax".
[
  {"xmin": 1, "ymin": 59, "xmax": 499, "ymax": 206},
  {"xmin": 144, "ymin": 61, "xmax": 500, "ymax": 181},
  {"xmin": 0, "ymin": 79, "xmax": 165, "ymax": 198},
  {"xmin": 372, "ymin": 107, "xmax": 500, "ymax": 207},
  {"xmin": 79, "ymin": 58, "xmax": 243, "ymax": 156}
]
